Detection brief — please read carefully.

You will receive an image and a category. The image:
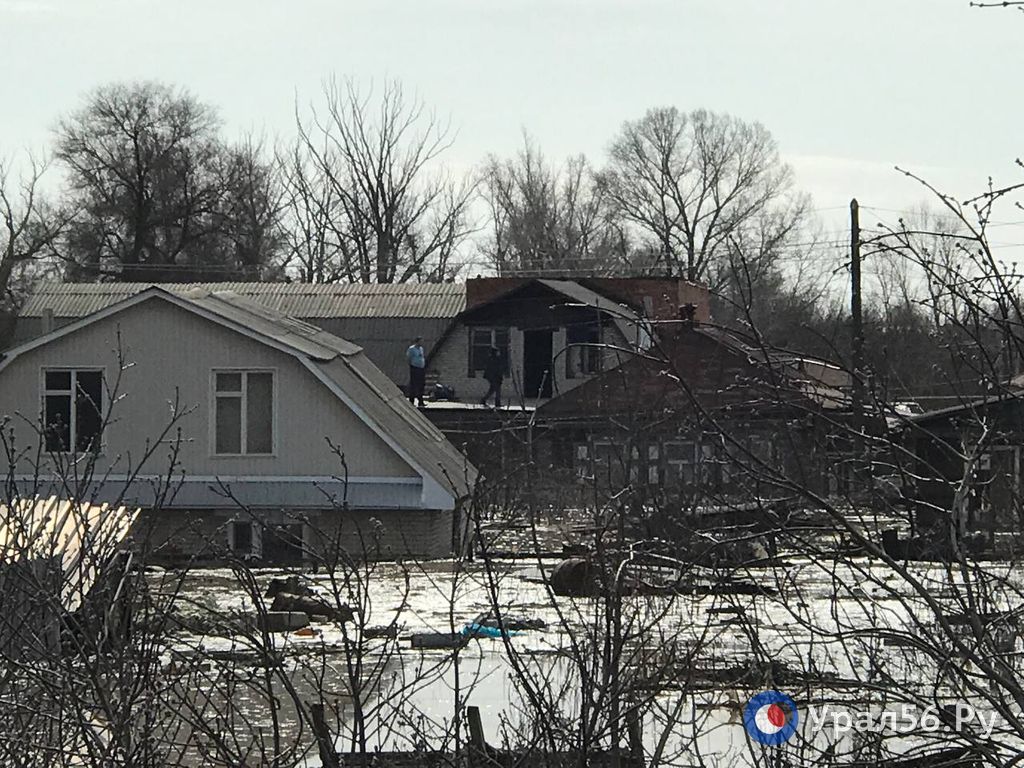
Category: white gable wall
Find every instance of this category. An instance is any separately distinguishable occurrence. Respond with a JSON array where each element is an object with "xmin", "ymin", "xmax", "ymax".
[
  {"xmin": 0, "ymin": 299, "xmax": 417, "ymax": 483},
  {"xmin": 428, "ymin": 321, "xmax": 632, "ymax": 405}
]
